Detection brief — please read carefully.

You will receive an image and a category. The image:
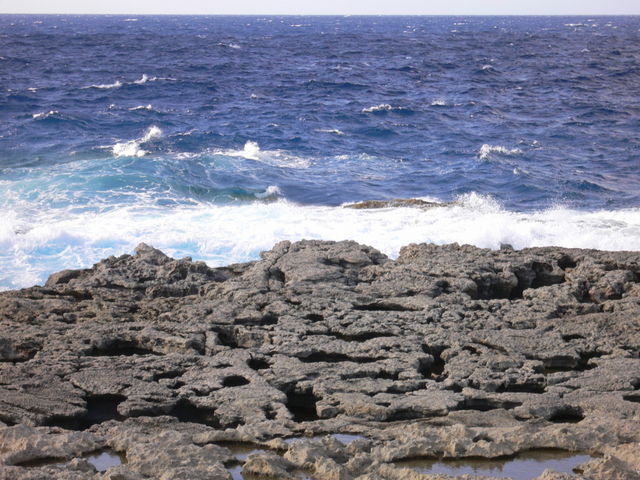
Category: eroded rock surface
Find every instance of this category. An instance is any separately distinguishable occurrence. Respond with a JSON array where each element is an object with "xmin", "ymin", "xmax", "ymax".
[{"xmin": 1, "ymin": 240, "xmax": 639, "ymax": 479}]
